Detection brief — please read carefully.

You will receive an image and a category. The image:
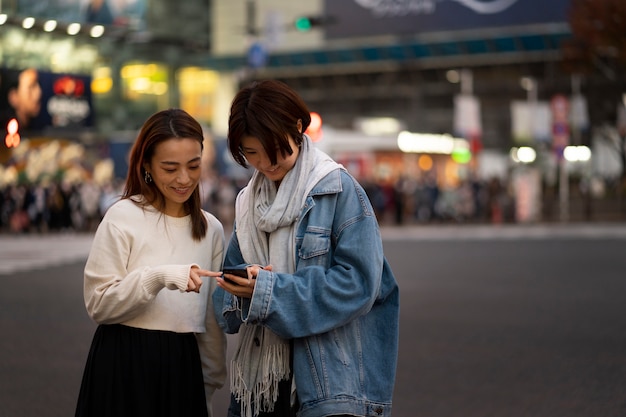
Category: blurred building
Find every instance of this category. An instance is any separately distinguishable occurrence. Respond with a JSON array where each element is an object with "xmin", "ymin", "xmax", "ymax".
[
  {"xmin": 0, "ymin": 0, "xmax": 622, "ymax": 211},
  {"xmin": 0, "ymin": 0, "xmax": 217, "ymax": 183}
]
